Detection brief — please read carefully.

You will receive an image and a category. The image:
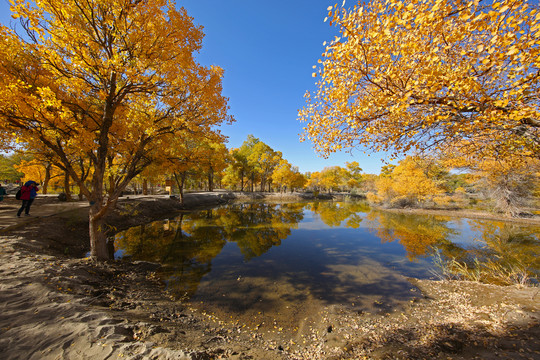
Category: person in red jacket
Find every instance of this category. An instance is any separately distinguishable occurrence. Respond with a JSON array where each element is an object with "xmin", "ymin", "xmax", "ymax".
[{"xmin": 17, "ymin": 181, "xmax": 39, "ymax": 217}]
